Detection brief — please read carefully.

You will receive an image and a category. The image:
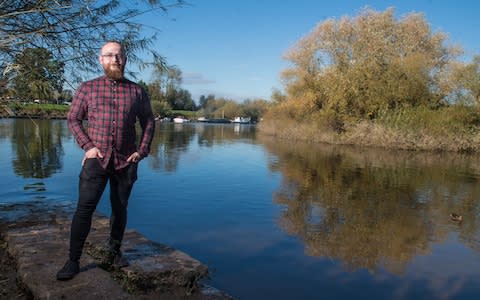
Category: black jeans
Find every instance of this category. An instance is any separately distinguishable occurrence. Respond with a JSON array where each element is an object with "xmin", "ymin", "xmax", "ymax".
[{"xmin": 69, "ymin": 158, "xmax": 137, "ymax": 262}]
